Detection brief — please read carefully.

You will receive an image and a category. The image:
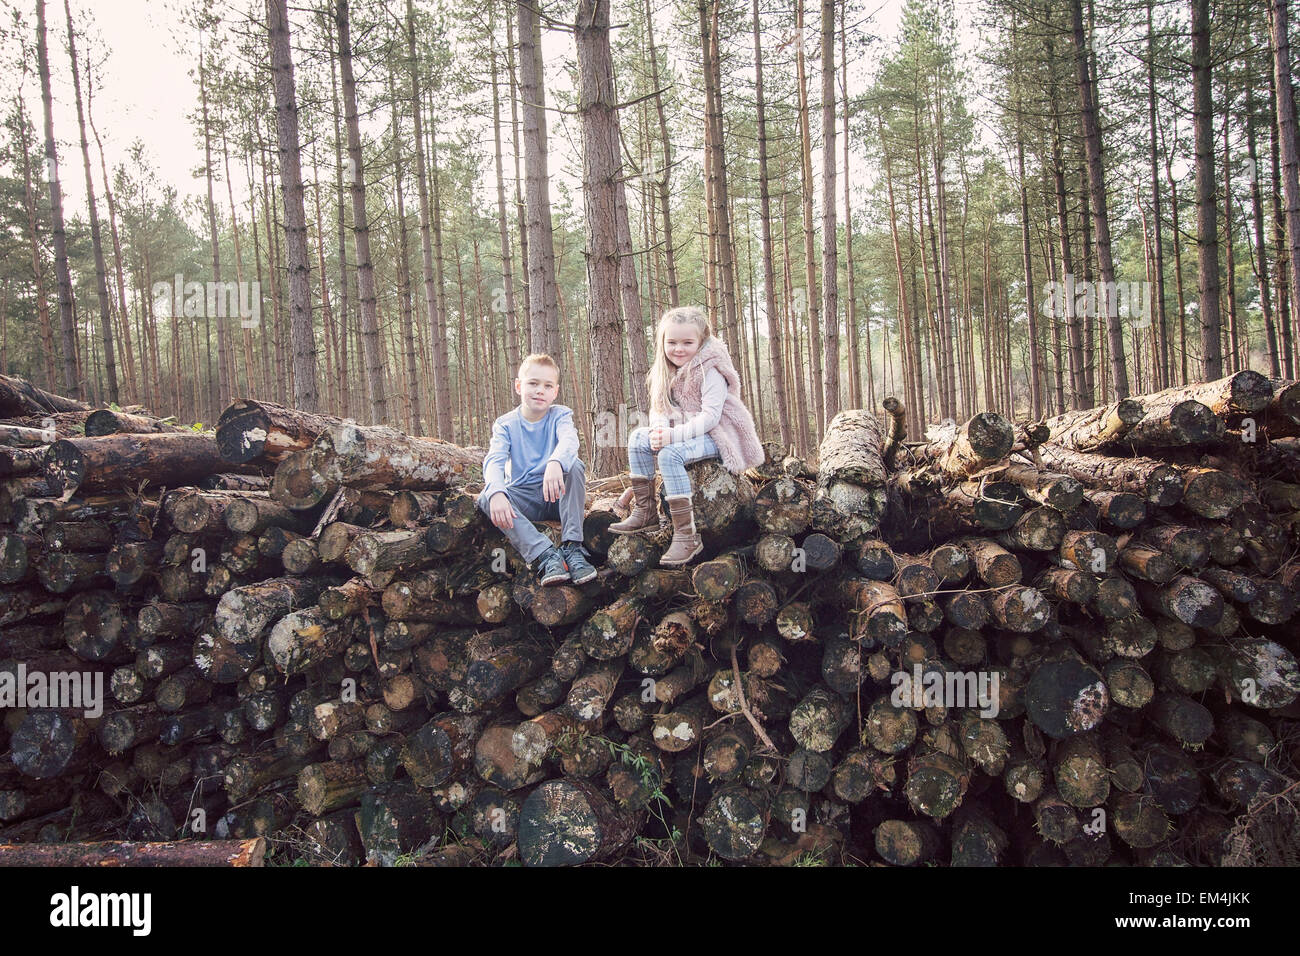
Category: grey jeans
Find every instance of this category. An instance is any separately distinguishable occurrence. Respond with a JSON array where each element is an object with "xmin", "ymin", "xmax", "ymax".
[{"xmin": 476, "ymin": 459, "xmax": 586, "ymax": 563}]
